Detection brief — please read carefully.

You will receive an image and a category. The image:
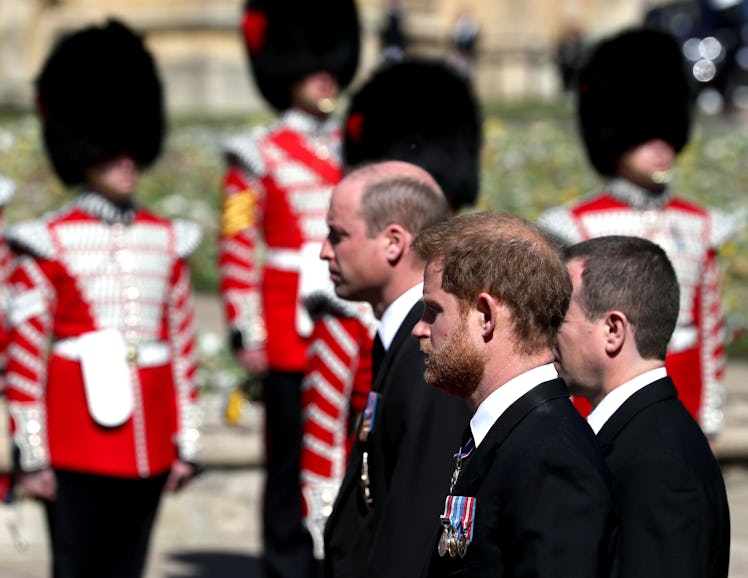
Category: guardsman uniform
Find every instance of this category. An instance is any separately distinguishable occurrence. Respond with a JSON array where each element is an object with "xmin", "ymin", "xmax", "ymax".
[
  {"xmin": 219, "ymin": 1, "xmax": 360, "ymax": 576},
  {"xmin": 5, "ymin": 20, "xmax": 201, "ymax": 578}
]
